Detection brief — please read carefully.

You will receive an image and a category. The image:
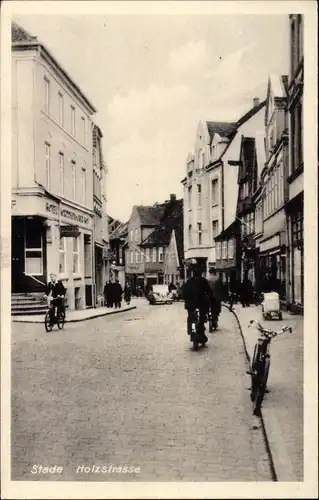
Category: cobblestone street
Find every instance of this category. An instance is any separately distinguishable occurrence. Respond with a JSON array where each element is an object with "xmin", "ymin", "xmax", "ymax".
[{"xmin": 12, "ymin": 302, "xmax": 272, "ymax": 482}]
